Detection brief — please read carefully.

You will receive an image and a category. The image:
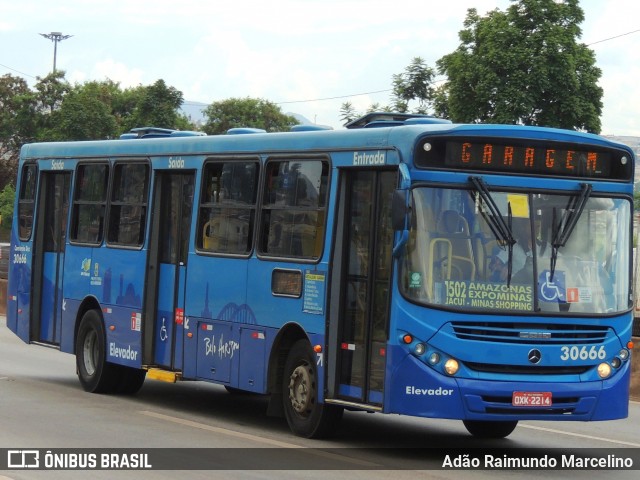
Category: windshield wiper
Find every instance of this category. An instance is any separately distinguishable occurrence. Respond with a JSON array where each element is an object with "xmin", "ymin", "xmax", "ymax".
[
  {"xmin": 469, "ymin": 176, "xmax": 516, "ymax": 283},
  {"xmin": 549, "ymin": 183, "xmax": 592, "ymax": 280}
]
